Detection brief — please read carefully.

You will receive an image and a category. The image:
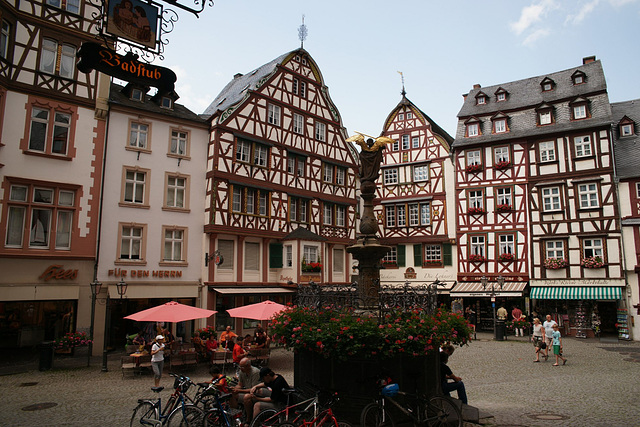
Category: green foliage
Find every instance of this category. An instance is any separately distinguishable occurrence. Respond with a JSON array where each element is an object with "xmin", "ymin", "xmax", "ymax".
[{"xmin": 196, "ymin": 325, "xmax": 217, "ymax": 340}]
